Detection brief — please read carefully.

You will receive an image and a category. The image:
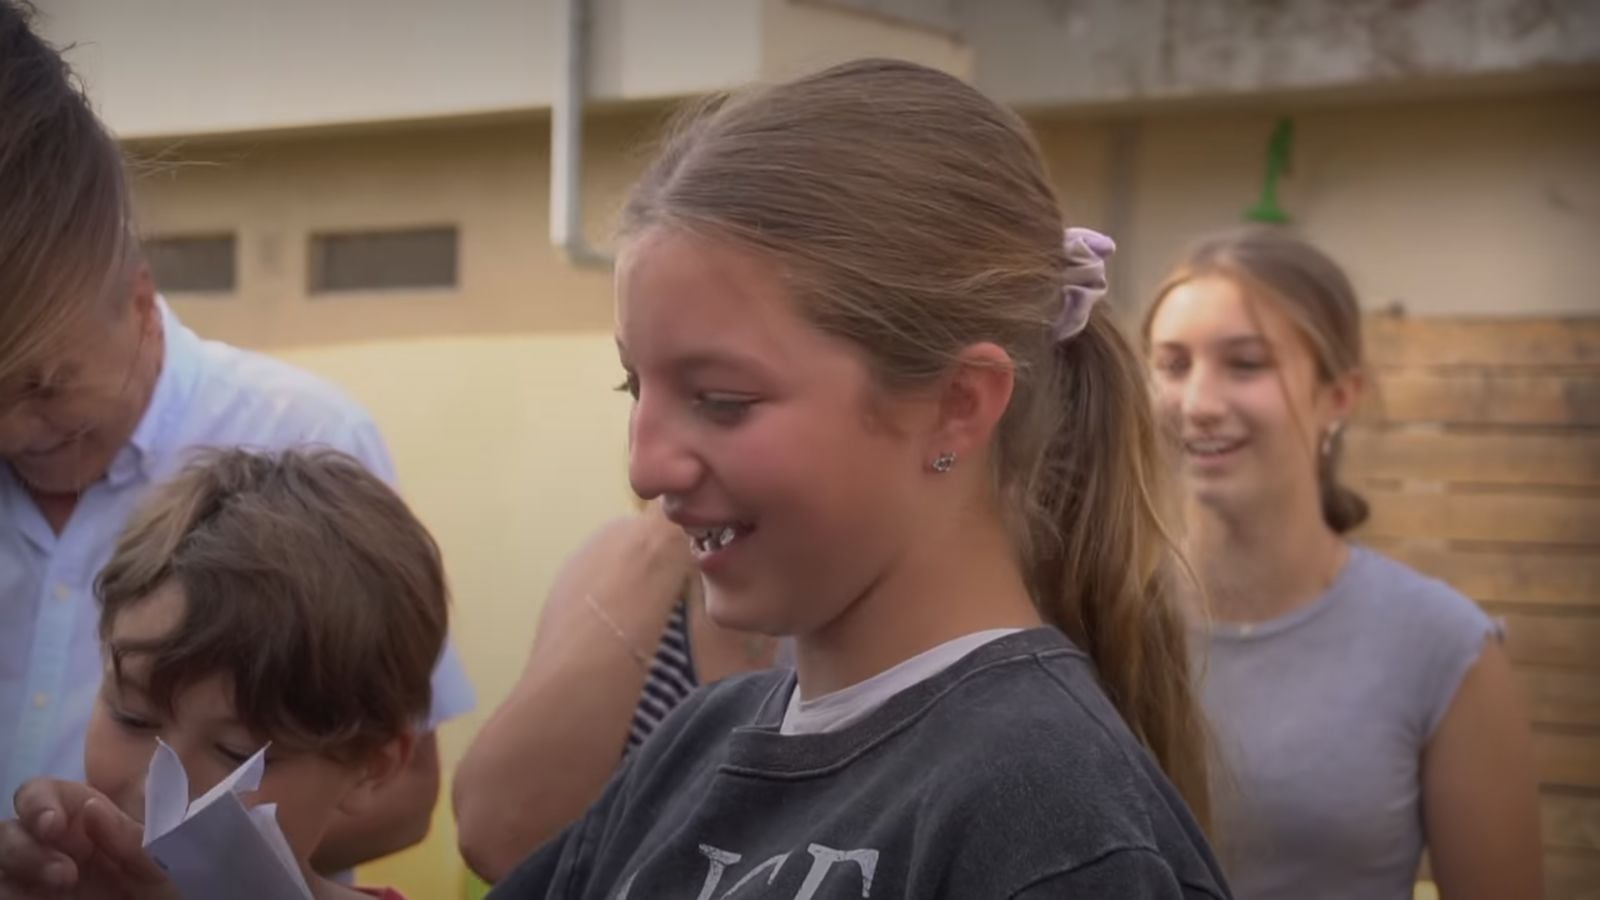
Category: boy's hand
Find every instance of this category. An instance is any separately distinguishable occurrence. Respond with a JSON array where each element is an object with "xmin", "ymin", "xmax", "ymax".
[{"xmin": 0, "ymin": 779, "xmax": 176, "ymax": 900}]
